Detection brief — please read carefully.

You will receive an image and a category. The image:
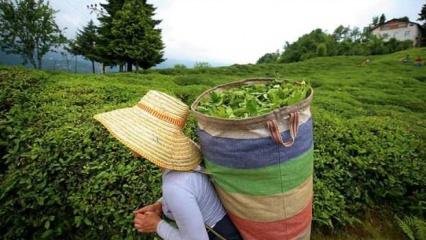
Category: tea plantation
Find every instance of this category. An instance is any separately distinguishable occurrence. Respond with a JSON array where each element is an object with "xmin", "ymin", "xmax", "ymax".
[{"xmin": 1, "ymin": 48, "xmax": 425, "ymax": 239}]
